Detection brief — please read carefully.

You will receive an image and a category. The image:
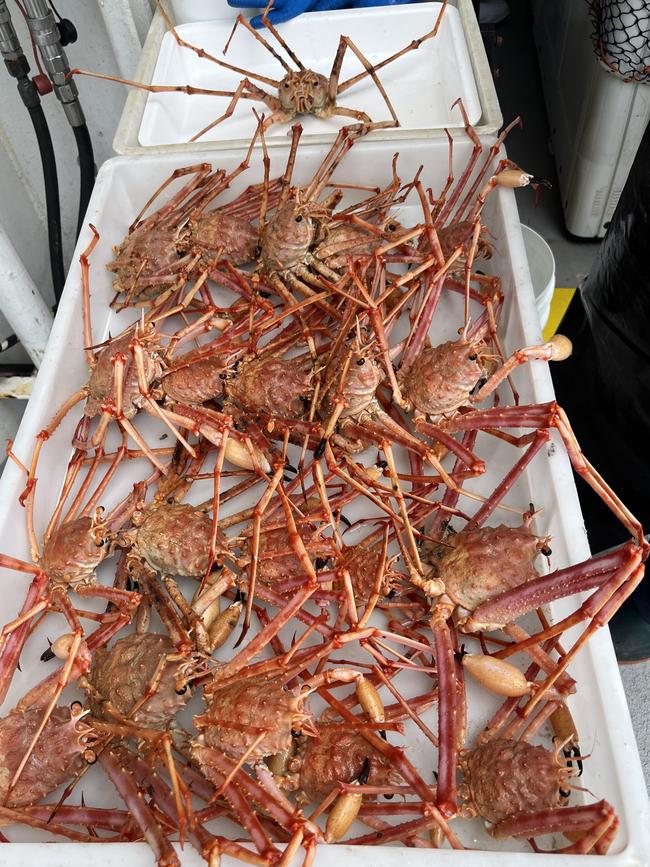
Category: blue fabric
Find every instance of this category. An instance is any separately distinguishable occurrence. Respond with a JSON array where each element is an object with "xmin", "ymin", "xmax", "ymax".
[{"xmin": 227, "ymin": 0, "xmax": 417, "ymax": 28}]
